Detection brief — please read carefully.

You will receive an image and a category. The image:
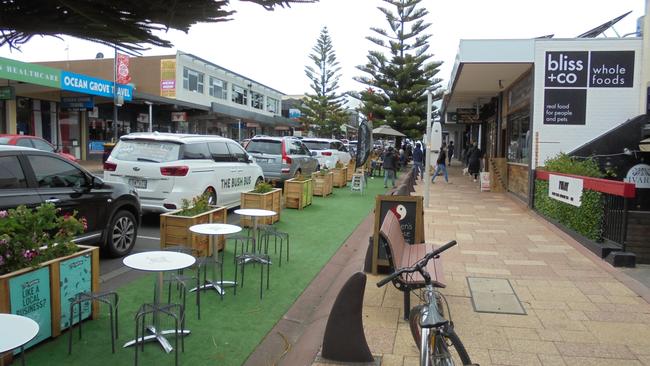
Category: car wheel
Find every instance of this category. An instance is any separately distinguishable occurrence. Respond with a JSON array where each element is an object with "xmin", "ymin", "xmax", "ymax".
[
  {"xmin": 204, "ymin": 187, "xmax": 217, "ymax": 206},
  {"xmin": 104, "ymin": 210, "xmax": 137, "ymax": 258}
]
